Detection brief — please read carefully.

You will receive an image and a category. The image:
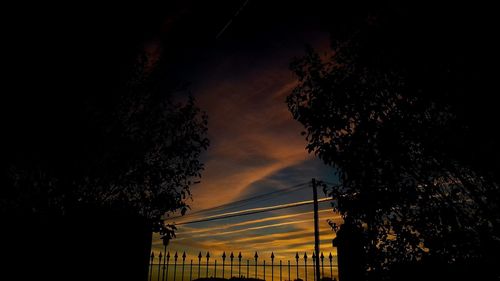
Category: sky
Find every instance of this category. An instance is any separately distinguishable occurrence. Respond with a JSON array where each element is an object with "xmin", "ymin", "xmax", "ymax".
[{"xmin": 148, "ymin": 1, "xmax": 342, "ymax": 276}]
